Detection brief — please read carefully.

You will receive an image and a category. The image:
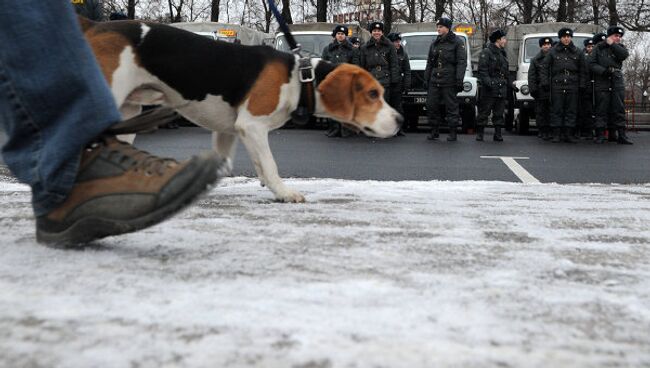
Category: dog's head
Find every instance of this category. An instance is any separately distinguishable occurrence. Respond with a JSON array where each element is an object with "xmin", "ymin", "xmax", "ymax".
[{"xmin": 316, "ymin": 63, "xmax": 402, "ymax": 138}]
